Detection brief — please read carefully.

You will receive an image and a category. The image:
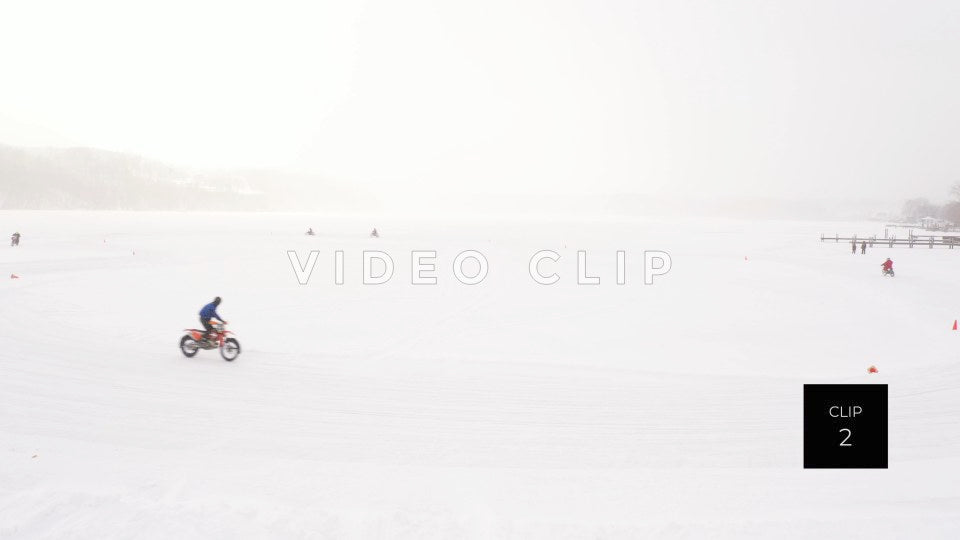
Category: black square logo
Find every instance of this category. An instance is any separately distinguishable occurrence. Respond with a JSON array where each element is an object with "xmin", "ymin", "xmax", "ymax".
[{"xmin": 803, "ymin": 384, "xmax": 888, "ymax": 469}]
